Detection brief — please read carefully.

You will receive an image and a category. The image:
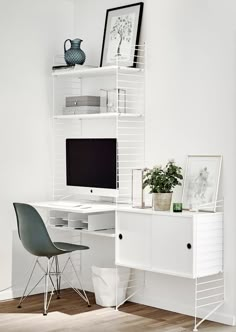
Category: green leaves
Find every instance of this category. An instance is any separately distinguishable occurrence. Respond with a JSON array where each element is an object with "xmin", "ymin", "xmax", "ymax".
[{"xmin": 143, "ymin": 160, "xmax": 183, "ymax": 193}]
